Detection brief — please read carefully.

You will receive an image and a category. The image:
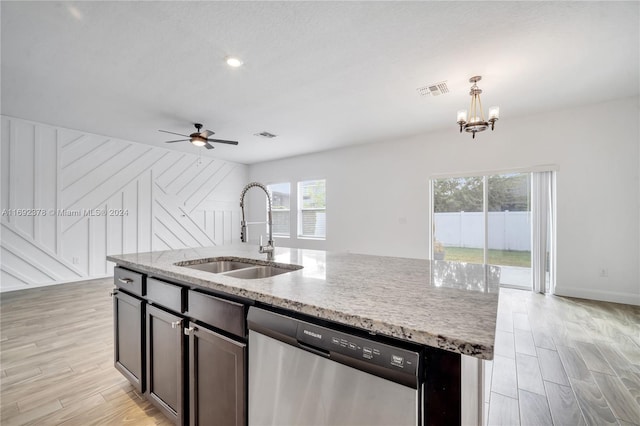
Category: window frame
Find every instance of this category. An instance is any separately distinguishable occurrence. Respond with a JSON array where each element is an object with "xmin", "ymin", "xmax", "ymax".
[
  {"xmin": 266, "ymin": 182, "xmax": 292, "ymax": 238},
  {"xmin": 297, "ymin": 179, "xmax": 326, "ymax": 240}
]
